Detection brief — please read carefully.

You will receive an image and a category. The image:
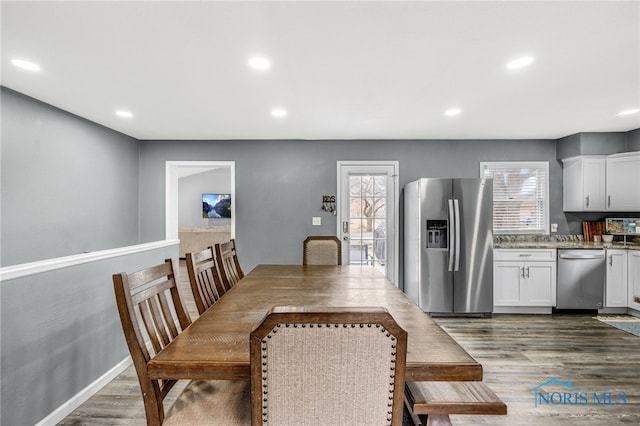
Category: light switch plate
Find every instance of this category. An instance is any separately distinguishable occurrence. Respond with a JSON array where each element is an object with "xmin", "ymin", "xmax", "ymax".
[
  {"xmin": 551, "ymin": 223, "xmax": 558, "ymax": 233},
  {"xmin": 312, "ymin": 217, "xmax": 321, "ymax": 226}
]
